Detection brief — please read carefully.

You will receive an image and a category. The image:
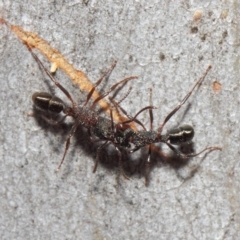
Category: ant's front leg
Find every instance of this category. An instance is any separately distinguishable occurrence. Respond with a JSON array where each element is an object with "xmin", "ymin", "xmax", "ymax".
[
  {"xmin": 33, "ymin": 112, "xmax": 68, "ymax": 125},
  {"xmin": 87, "ymin": 128, "xmax": 111, "ymax": 174},
  {"xmin": 165, "ymin": 141, "xmax": 221, "ymax": 160},
  {"xmin": 165, "ymin": 125, "xmax": 222, "ymax": 159}
]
